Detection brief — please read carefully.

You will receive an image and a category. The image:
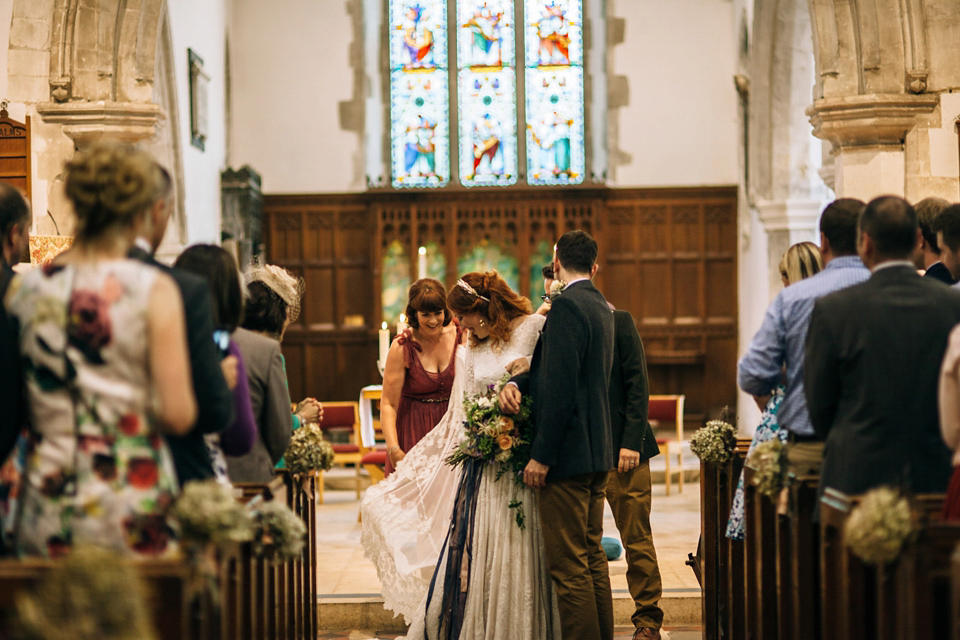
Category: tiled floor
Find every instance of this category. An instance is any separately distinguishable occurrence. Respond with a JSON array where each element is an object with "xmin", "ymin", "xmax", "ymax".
[{"xmin": 315, "ymin": 460, "xmax": 703, "ymax": 636}]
